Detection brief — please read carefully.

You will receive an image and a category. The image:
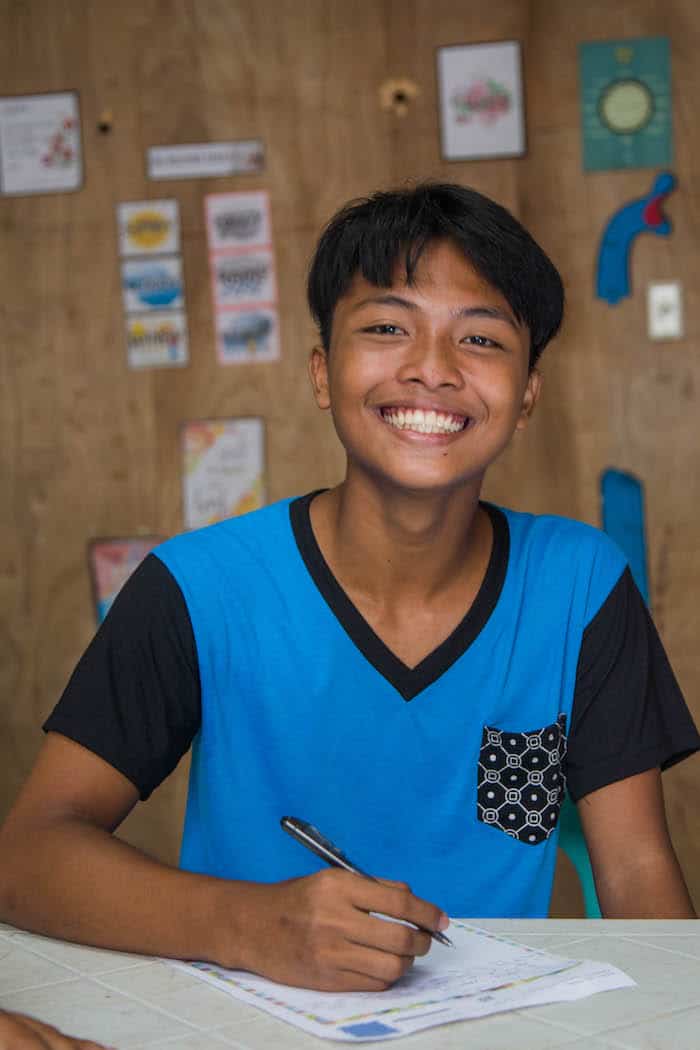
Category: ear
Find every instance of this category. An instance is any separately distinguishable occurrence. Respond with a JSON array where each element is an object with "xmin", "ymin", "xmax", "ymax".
[
  {"xmin": 308, "ymin": 346, "xmax": 331, "ymax": 409},
  {"xmin": 515, "ymin": 368, "xmax": 542, "ymax": 431}
]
